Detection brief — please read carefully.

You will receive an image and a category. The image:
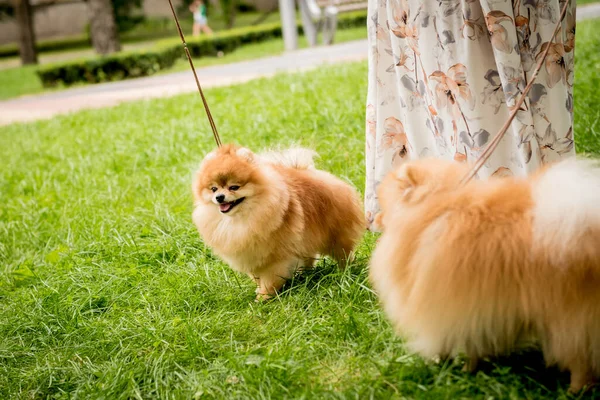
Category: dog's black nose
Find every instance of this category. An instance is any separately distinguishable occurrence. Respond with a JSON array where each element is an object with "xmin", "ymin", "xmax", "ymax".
[{"xmin": 216, "ymin": 194, "xmax": 225, "ymax": 203}]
